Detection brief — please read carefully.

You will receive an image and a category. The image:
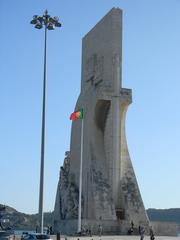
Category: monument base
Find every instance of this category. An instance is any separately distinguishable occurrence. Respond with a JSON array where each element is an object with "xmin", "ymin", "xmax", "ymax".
[{"xmin": 54, "ymin": 219, "xmax": 148, "ymax": 235}]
